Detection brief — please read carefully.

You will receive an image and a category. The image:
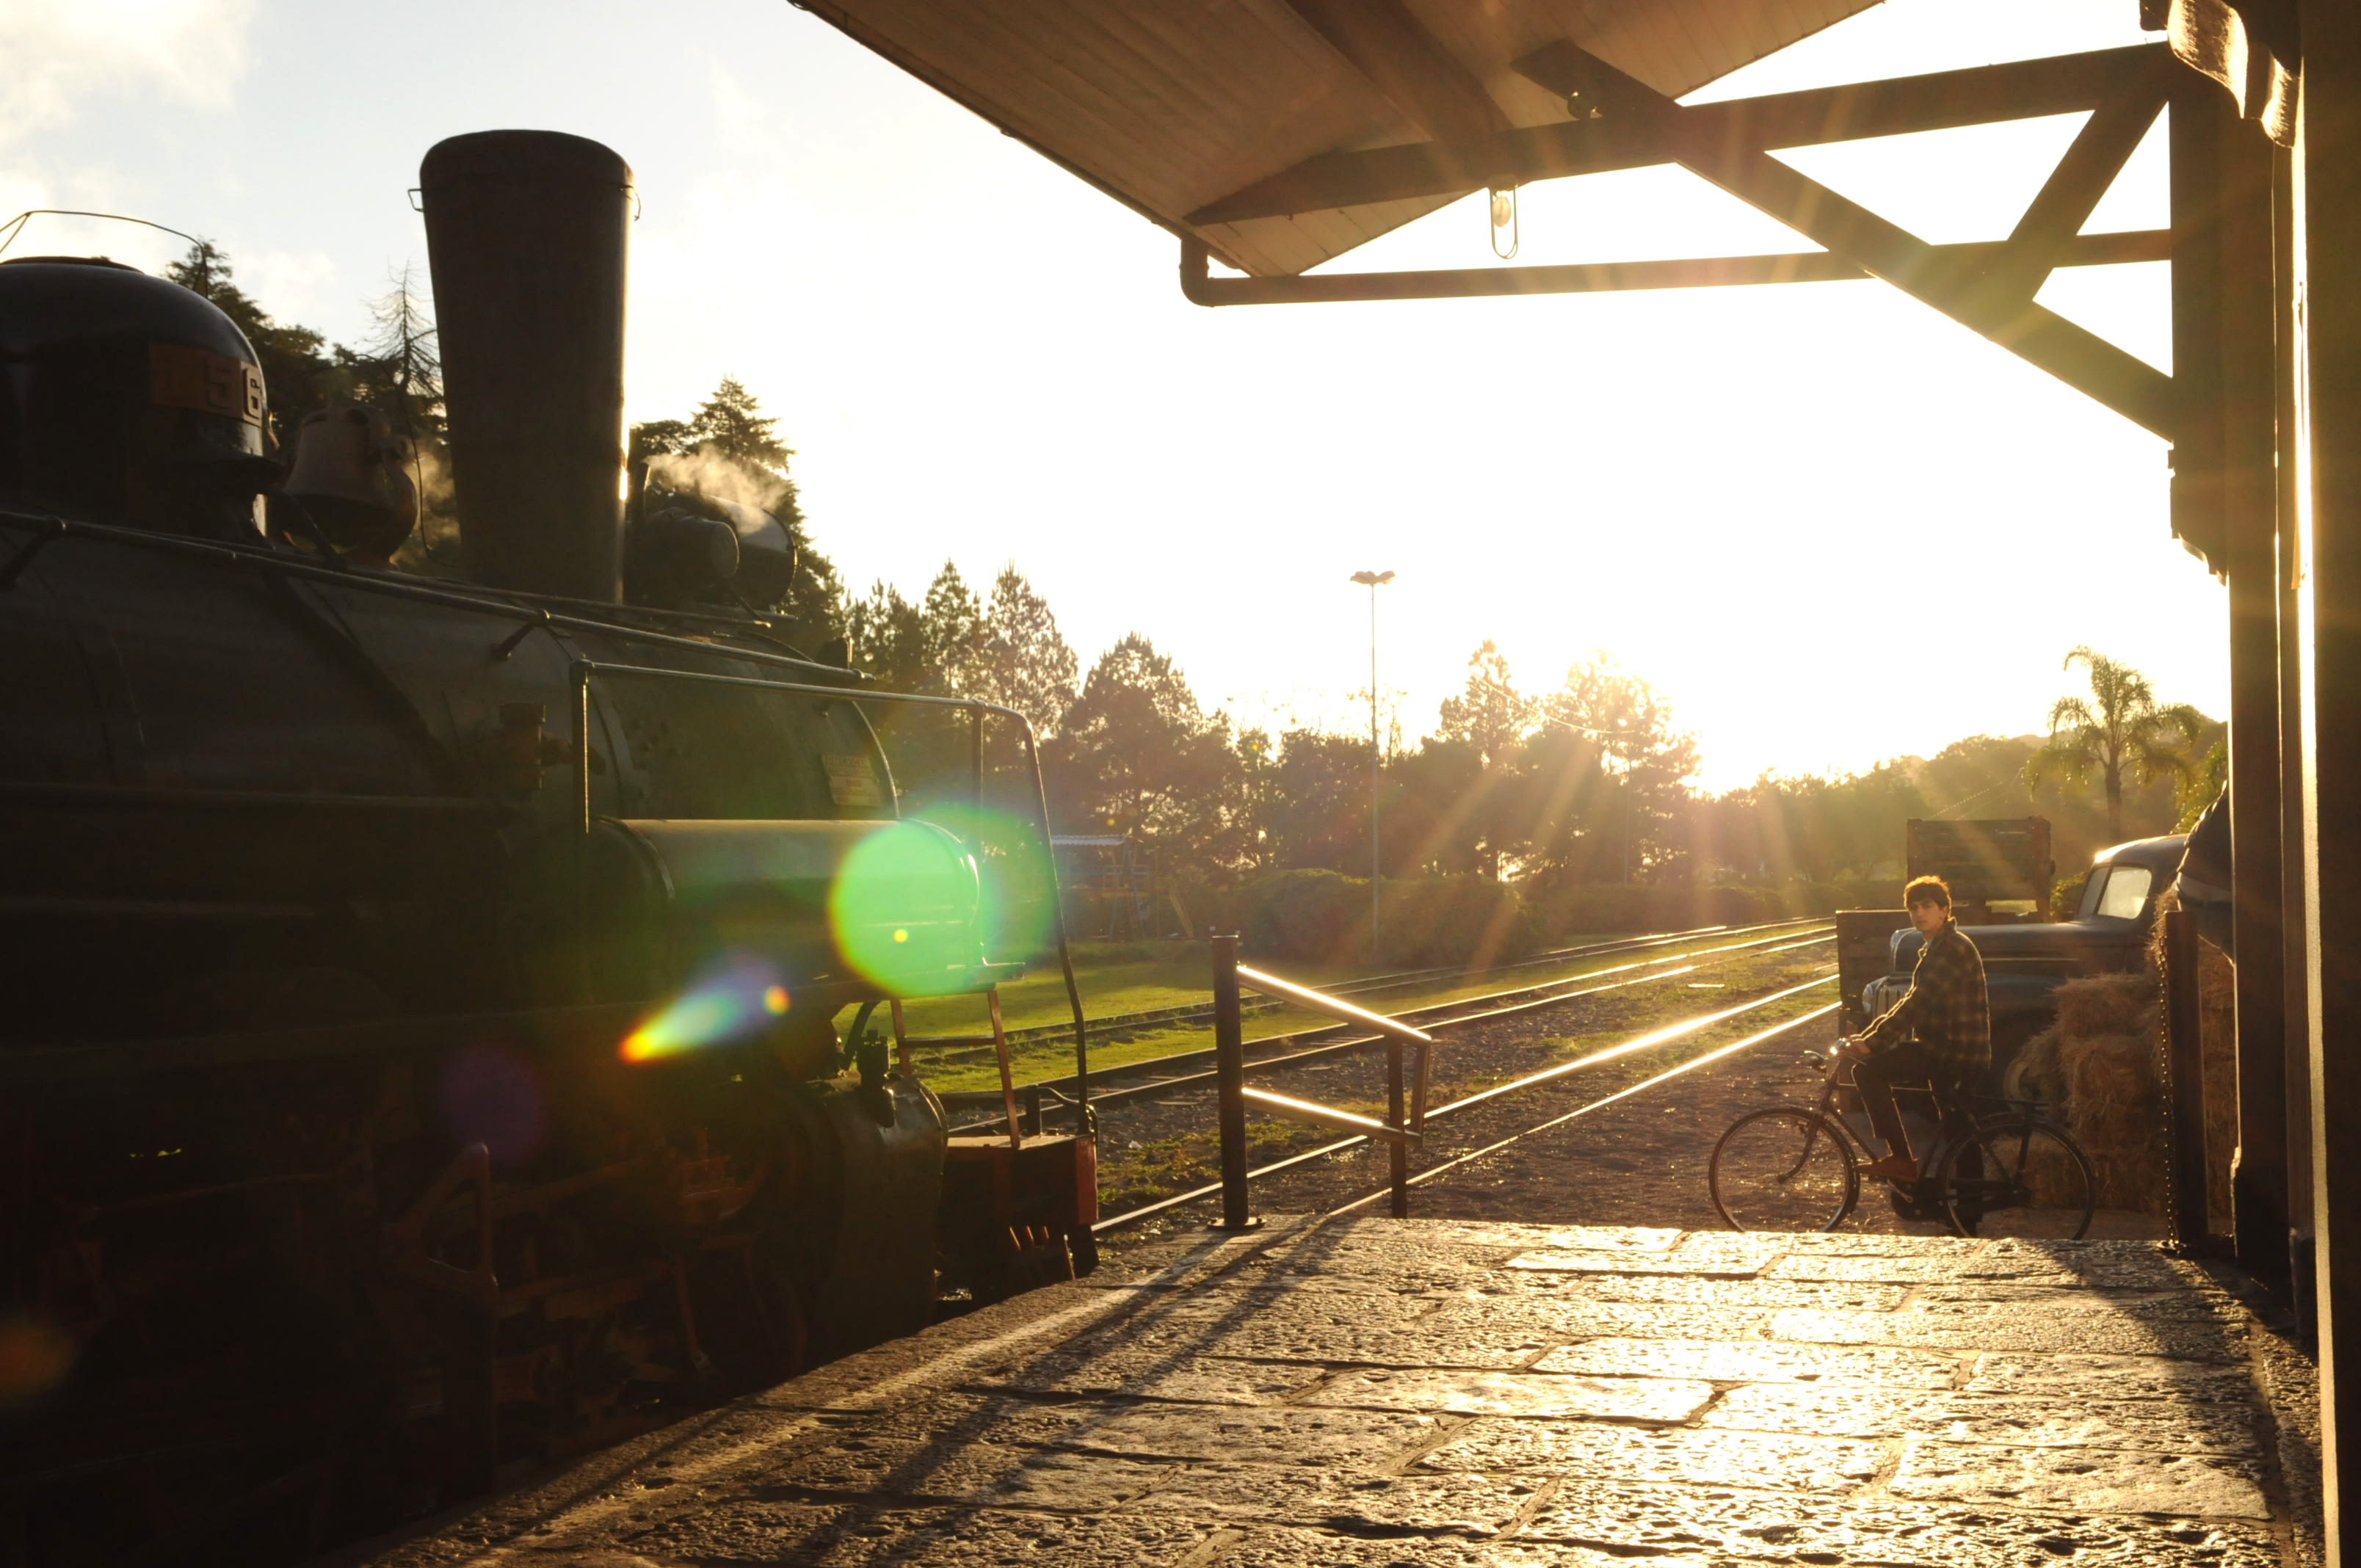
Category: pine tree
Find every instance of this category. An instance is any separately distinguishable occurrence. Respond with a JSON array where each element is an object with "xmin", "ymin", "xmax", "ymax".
[
  {"xmin": 971, "ymin": 565, "xmax": 1079, "ymax": 738},
  {"xmin": 636, "ymin": 377, "xmax": 845, "ymax": 640},
  {"xmin": 685, "ymin": 376, "xmax": 791, "ymax": 470},
  {"xmin": 349, "ymin": 264, "xmax": 443, "ymax": 443}
]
